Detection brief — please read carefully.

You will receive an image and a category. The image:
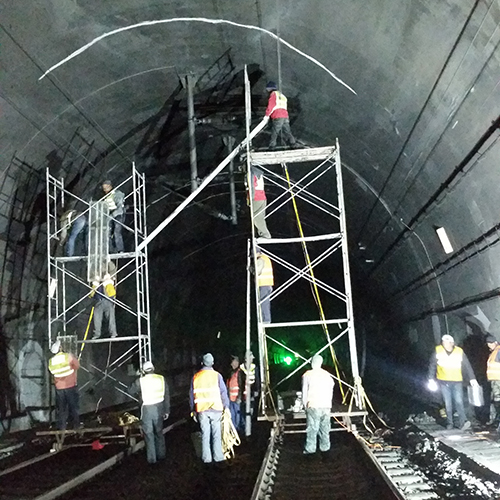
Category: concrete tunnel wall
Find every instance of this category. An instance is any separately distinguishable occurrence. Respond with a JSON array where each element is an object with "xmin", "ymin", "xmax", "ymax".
[{"xmin": 2, "ymin": 0, "xmax": 500, "ymax": 429}]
